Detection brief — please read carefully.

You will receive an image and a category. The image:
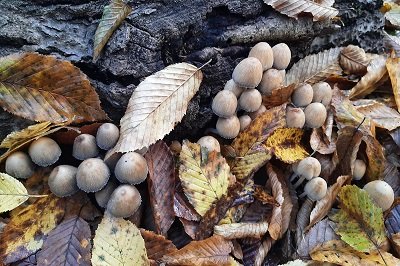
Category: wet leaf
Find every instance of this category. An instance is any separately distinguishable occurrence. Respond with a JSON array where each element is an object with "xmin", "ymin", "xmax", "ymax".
[
  {"xmin": 91, "ymin": 214, "xmax": 149, "ymax": 266},
  {"xmin": 0, "ymin": 53, "xmax": 108, "ymax": 124},
  {"xmin": 355, "ymin": 100, "xmax": 400, "ymax": 131},
  {"xmin": 93, "ymin": 0, "xmax": 132, "ymax": 61},
  {"xmin": 262, "ymin": 84, "xmax": 295, "ymax": 108},
  {"xmin": 214, "ymin": 221, "xmax": 269, "ymax": 239},
  {"xmin": 140, "ymin": 229, "xmax": 178, "ymax": 261},
  {"xmin": 0, "ymin": 173, "xmax": 29, "ymax": 213},
  {"xmin": 339, "ymin": 45, "xmax": 369, "ymax": 75},
  {"xmin": 387, "ymin": 56, "xmax": 400, "ymax": 113}
]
